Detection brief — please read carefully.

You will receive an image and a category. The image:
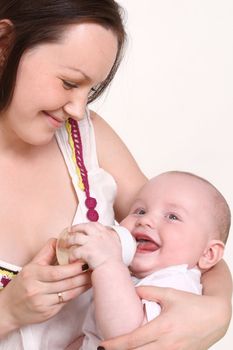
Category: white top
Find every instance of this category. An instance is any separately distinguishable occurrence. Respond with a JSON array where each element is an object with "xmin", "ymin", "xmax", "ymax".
[
  {"xmin": 0, "ymin": 111, "xmax": 117, "ymax": 350},
  {"xmin": 81, "ymin": 264, "xmax": 202, "ymax": 349}
]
